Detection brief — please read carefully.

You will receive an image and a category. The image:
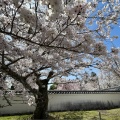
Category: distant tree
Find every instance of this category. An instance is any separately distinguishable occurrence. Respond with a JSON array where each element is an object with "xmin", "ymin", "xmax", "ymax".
[
  {"xmin": 98, "ymin": 69, "xmax": 120, "ymax": 89},
  {"xmin": 97, "ymin": 55, "xmax": 120, "ymax": 89},
  {"xmin": 49, "ymin": 83, "xmax": 57, "ymax": 90},
  {"xmin": 82, "ymin": 72, "xmax": 99, "ymax": 90},
  {"xmin": 53, "ymin": 72, "xmax": 99, "ymax": 91}
]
